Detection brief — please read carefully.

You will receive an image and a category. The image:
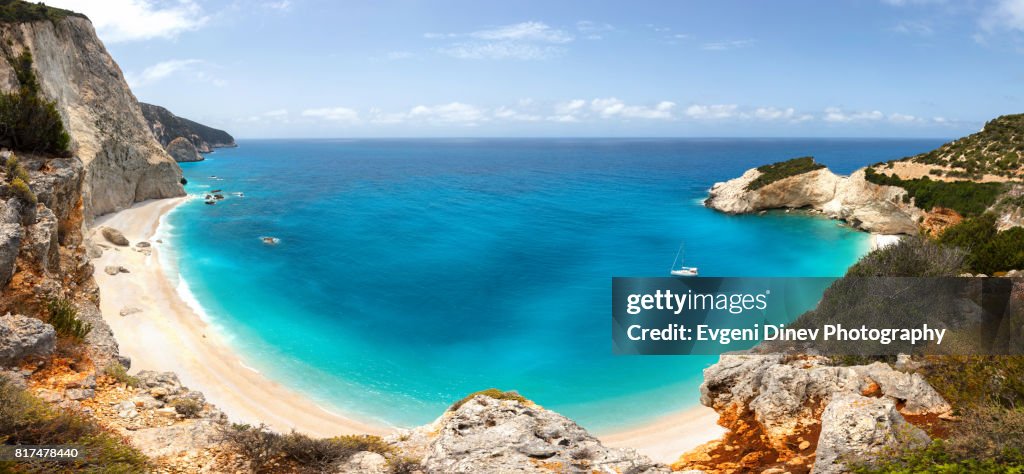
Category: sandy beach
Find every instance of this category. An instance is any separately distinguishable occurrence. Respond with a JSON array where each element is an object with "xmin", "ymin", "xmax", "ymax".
[{"xmin": 90, "ymin": 197, "xmax": 724, "ymax": 461}]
